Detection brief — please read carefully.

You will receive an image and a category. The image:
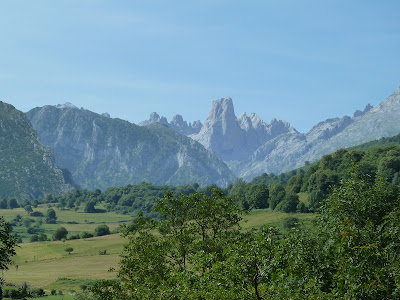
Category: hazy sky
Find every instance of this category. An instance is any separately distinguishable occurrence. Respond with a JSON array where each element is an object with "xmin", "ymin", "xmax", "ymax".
[{"xmin": 1, "ymin": 1, "xmax": 399, "ymax": 133}]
